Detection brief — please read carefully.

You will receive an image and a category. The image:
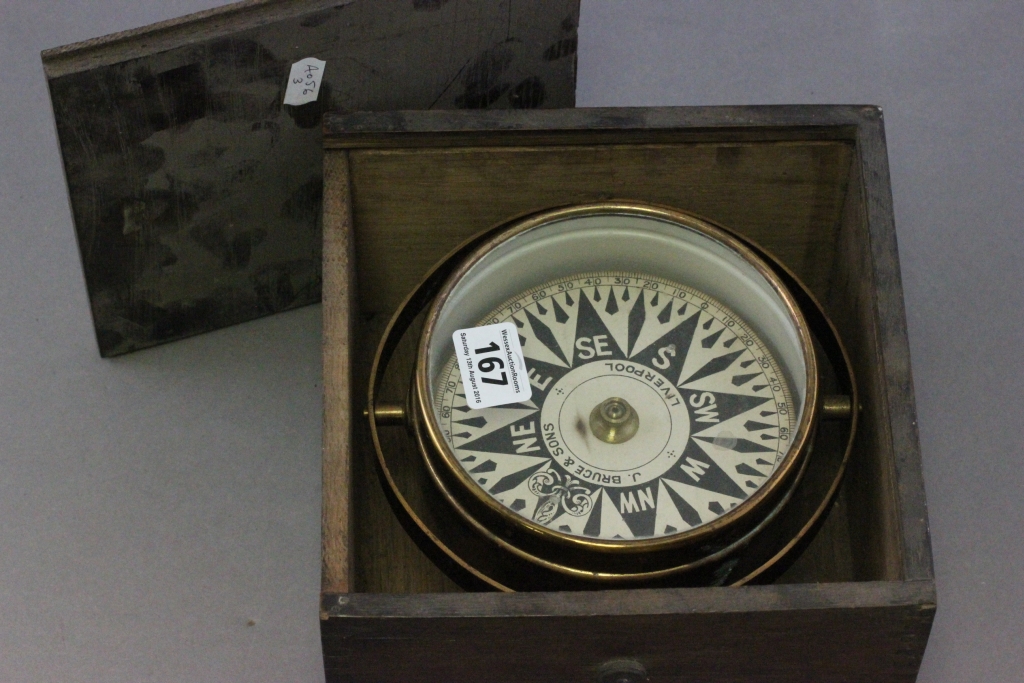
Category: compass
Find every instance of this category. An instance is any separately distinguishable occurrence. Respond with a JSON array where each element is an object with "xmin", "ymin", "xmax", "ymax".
[
  {"xmin": 369, "ymin": 201, "xmax": 855, "ymax": 588},
  {"xmin": 430, "ymin": 269, "xmax": 802, "ymax": 545}
]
